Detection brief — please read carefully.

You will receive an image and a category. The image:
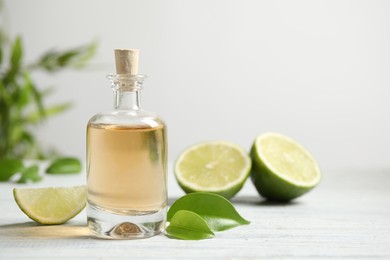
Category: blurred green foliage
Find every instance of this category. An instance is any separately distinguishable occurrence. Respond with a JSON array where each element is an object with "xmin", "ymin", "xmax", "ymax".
[
  {"xmin": 0, "ymin": 31, "xmax": 96, "ymax": 160},
  {"xmin": 0, "ymin": 1, "xmax": 96, "ymax": 183}
]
